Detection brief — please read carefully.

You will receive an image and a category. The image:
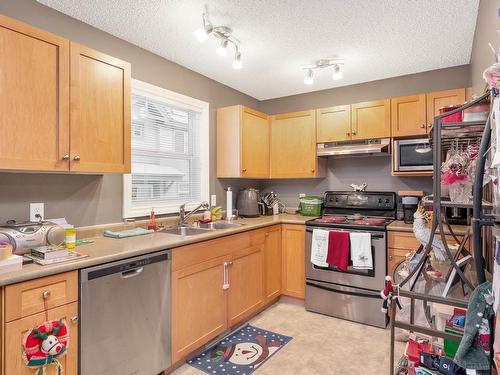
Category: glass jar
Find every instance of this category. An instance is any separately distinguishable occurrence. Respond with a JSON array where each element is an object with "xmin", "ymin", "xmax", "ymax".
[{"xmin": 448, "ymin": 180, "xmax": 472, "ymax": 204}]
